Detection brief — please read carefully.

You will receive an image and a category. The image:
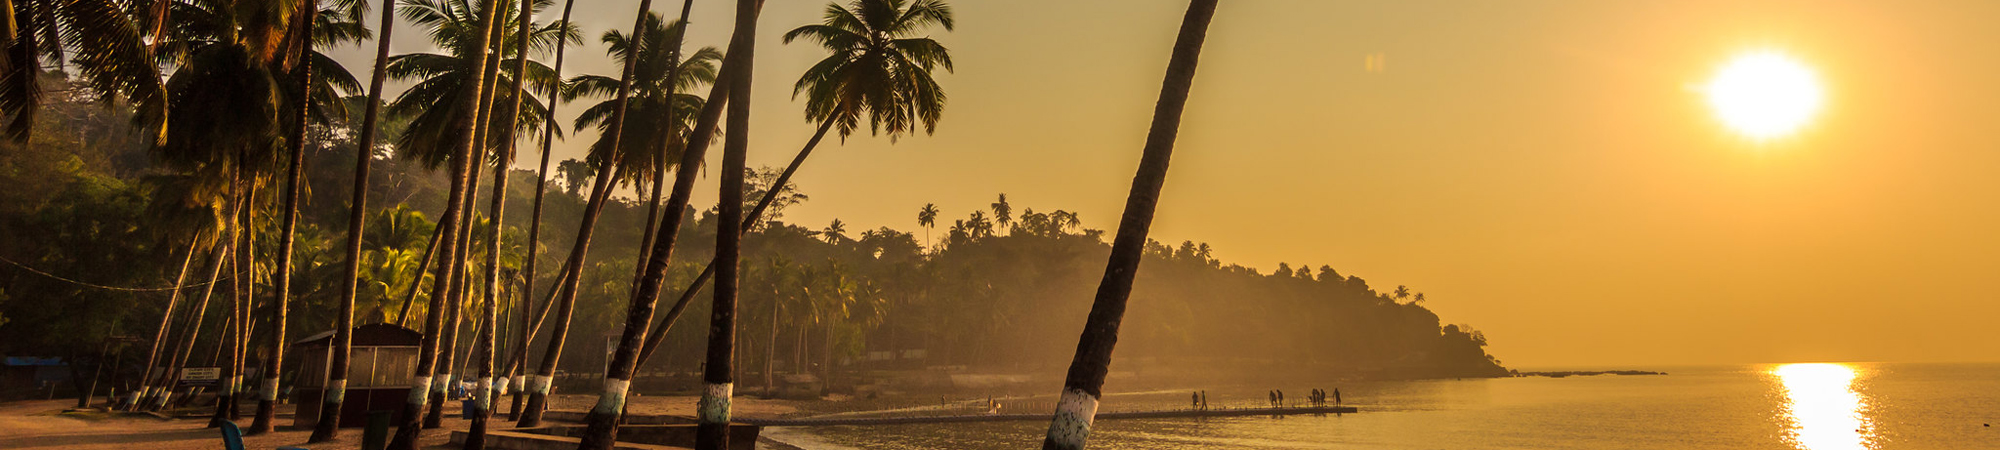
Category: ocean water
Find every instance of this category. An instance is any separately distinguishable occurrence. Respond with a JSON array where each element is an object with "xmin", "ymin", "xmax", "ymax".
[{"xmin": 763, "ymin": 363, "xmax": 2000, "ymax": 449}]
